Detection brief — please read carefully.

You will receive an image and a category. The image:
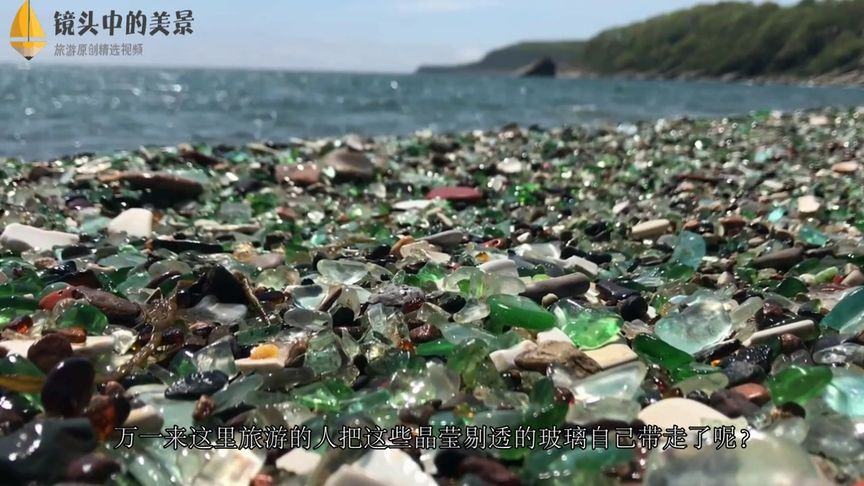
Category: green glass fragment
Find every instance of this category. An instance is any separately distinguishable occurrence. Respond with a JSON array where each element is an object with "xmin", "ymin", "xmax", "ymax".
[
  {"xmin": 671, "ymin": 231, "xmax": 706, "ymax": 269},
  {"xmin": 304, "ymin": 332, "xmax": 342, "ymax": 376},
  {"xmin": 551, "ymin": 300, "xmax": 622, "ymax": 350},
  {"xmin": 235, "ymin": 324, "xmax": 282, "ymax": 346},
  {"xmin": 0, "ymin": 296, "xmax": 38, "ymax": 312},
  {"xmin": 767, "ymin": 365, "xmax": 832, "ymax": 406},
  {"xmin": 774, "ymin": 278, "xmax": 807, "ymax": 298},
  {"xmin": 341, "ymin": 389, "xmax": 391, "ymax": 415},
  {"xmin": 0, "ymin": 354, "xmax": 45, "ymax": 393},
  {"xmin": 56, "ymin": 302, "xmax": 108, "ymax": 334},
  {"xmin": 447, "ymin": 339, "xmax": 502, "ymax": 388},
  {"xmin": 823, "ymin": 370, "xmax": 864, "ymax": 417},
  {"xmin": 767, "ymin": 207, "xmax": 786, "ymax": 223},
  {"xmin": 170, "ymin": 351, "xmax": 198, "ymax": 378},
  {"xmin": 814, "ymin": 266, "xmax": 839, "ymax": 285},
  {"xmin": 292, "ymin": 379, "xmax": 353, "ymax": 413},
  {"xmin": 822, "ymin": 288, "xmax": 864, "ymax": 334},
  {"xmin": 632, "ymin": 334, "xmax": 693, "ymax": 370},
  {"xmin": 415, "ymin": 339, "xmax": 455, "ymax": 356},
  {"xmin": 487, "ymin": 294, "xmax": 556, "ymax": 332},
  {"xmin": 799, "ymin": 225, "xmax": 828, "ymax": 246},
  {"xmin": 661, "ymin": 263, "xmax": 696, "ymax": 281}
]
